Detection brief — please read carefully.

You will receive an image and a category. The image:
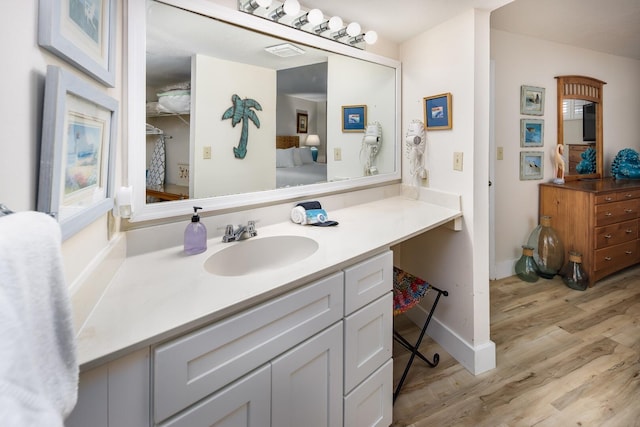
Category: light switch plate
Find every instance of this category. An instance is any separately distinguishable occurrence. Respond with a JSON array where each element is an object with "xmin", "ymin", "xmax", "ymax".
[
  {"xmin": 203, "ymin": 146, "xmax": 211, "ymax": 159},
  {"xmin": 453, "ymin": 152, "xmax": 463, "ymax": 171},
  {"xmin": 497, "ymin": 147, "xmax": 504, "ymax": 160},
  {"xmin": 334, "ymin": 148, "xmax": 342, "ymax": 161}
]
